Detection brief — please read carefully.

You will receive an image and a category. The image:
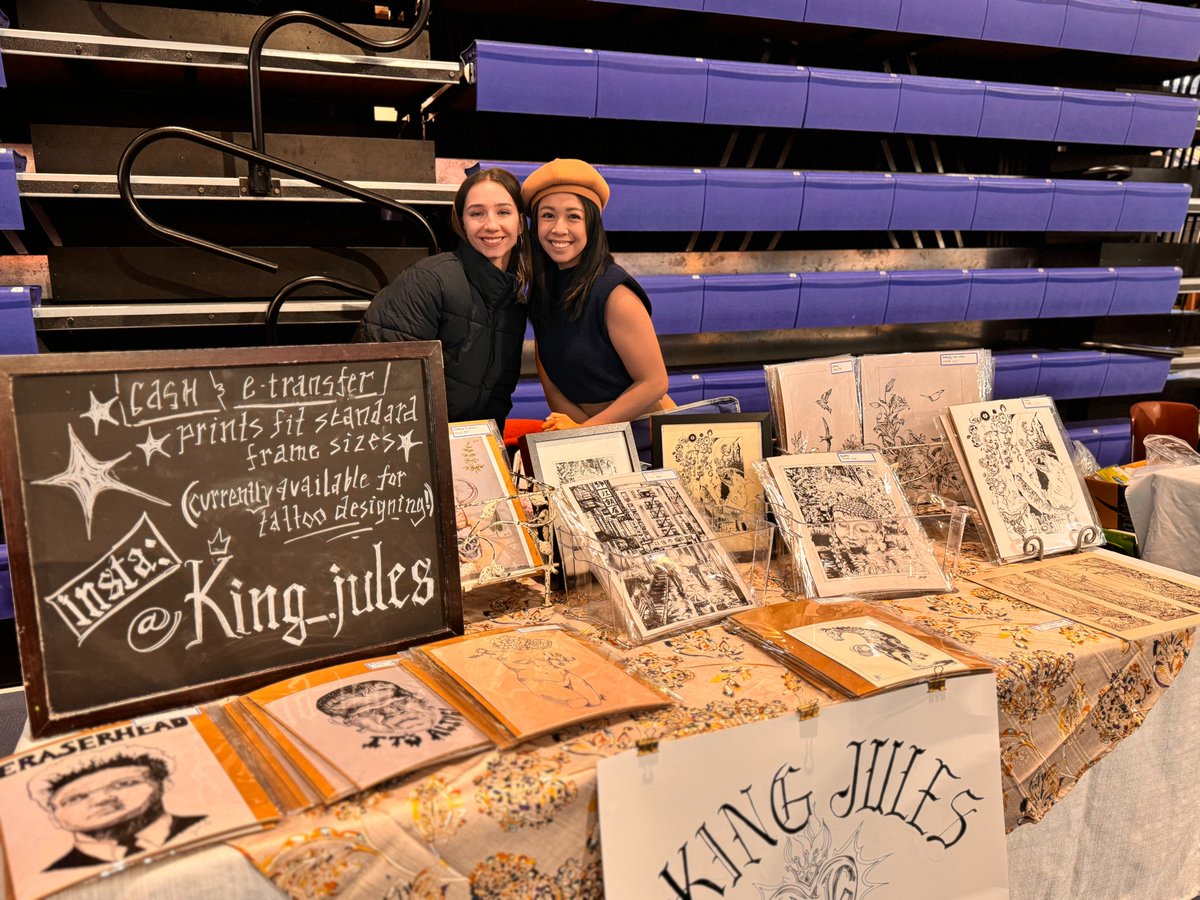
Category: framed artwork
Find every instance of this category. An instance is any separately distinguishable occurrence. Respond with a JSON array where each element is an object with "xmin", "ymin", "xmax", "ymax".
[
  {"xmin": 648, "ymin": 413, "xmax": 772, "ymax": 533},
  {"xmin": 943, "ymin": 396, "xmax": 1102, "ymax": 562},
  {"xmin": 765, "ymin": 356, "xmax": 860, "ymax": 453},
  {"xmin": 758, "ymin": 451, "xmax": 949, "ymax": 599},
  {"xmin": 858, "ymin": 350, "xmax": 991, "ymax": 499},
  {"xmin": 556, "ymin": 469, "xmax": 757, "ymax": 641},
  {"xmin": 0, "ymin": 711, "xmax": 278, "ymax": 900},
  {"xmin": 521, "ymin": 422, "xmax": 639, "ymax": 490},
  {"xmin": 411, "ymin": 625, "xmax": 669, "ymax": 745},
  {"xmin": 0, "ymin": 343, "xmax": 461, "ymax": 738},
  {"xmin": 448, "ymin": 420, "xmax": 543, "ymax": 590}
]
